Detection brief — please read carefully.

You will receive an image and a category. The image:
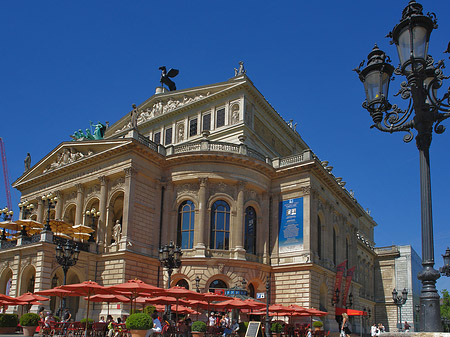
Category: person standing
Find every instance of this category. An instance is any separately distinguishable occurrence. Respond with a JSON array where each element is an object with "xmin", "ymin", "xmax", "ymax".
[
  {"xmin": 341, "ymin": 313, "xmax": 351, "ymax": 337},
  {"xmin": 370, "ymin": 323, "xmax": 378, "ymax": 337}
]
